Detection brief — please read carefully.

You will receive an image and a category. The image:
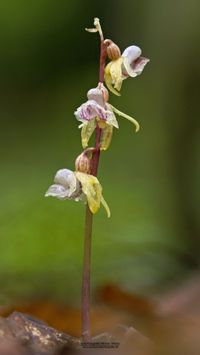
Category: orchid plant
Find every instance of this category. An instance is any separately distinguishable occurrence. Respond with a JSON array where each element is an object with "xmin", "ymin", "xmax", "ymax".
[{"xmin": 45, "ymin": 18, "xmax": 149, "ymax": 341}]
